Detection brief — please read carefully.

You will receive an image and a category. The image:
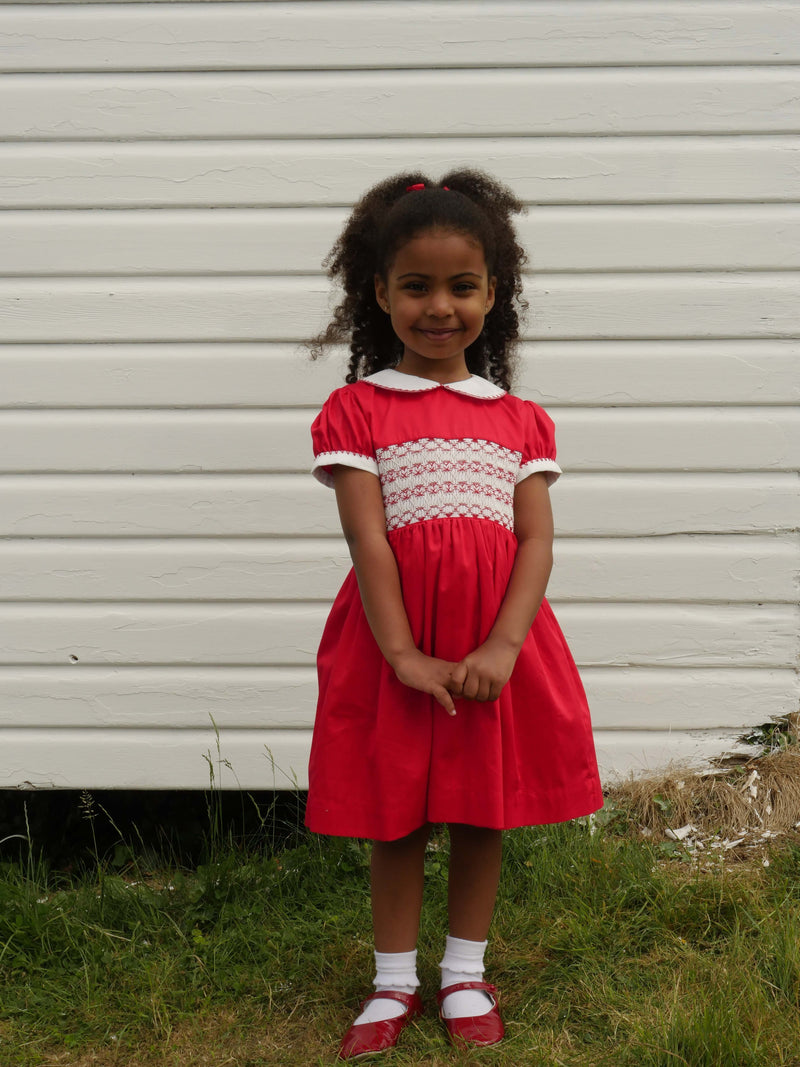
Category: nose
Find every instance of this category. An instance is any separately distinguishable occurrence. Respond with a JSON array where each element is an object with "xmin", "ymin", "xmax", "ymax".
[{"xmin": 428, "ymin": 287, "xmax": 454, "ymax": 317}]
